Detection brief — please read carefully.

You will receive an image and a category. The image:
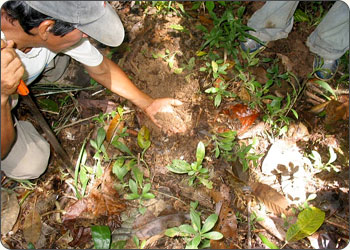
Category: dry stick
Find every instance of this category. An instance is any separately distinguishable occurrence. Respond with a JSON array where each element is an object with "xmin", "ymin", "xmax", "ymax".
[
  {"xmin": 22, "ymin": 95, "xmax": 74, "ymax": 177},
  {"xmin": 247, "ymin": 197, "xmax": 252, "ymax": 249}
]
